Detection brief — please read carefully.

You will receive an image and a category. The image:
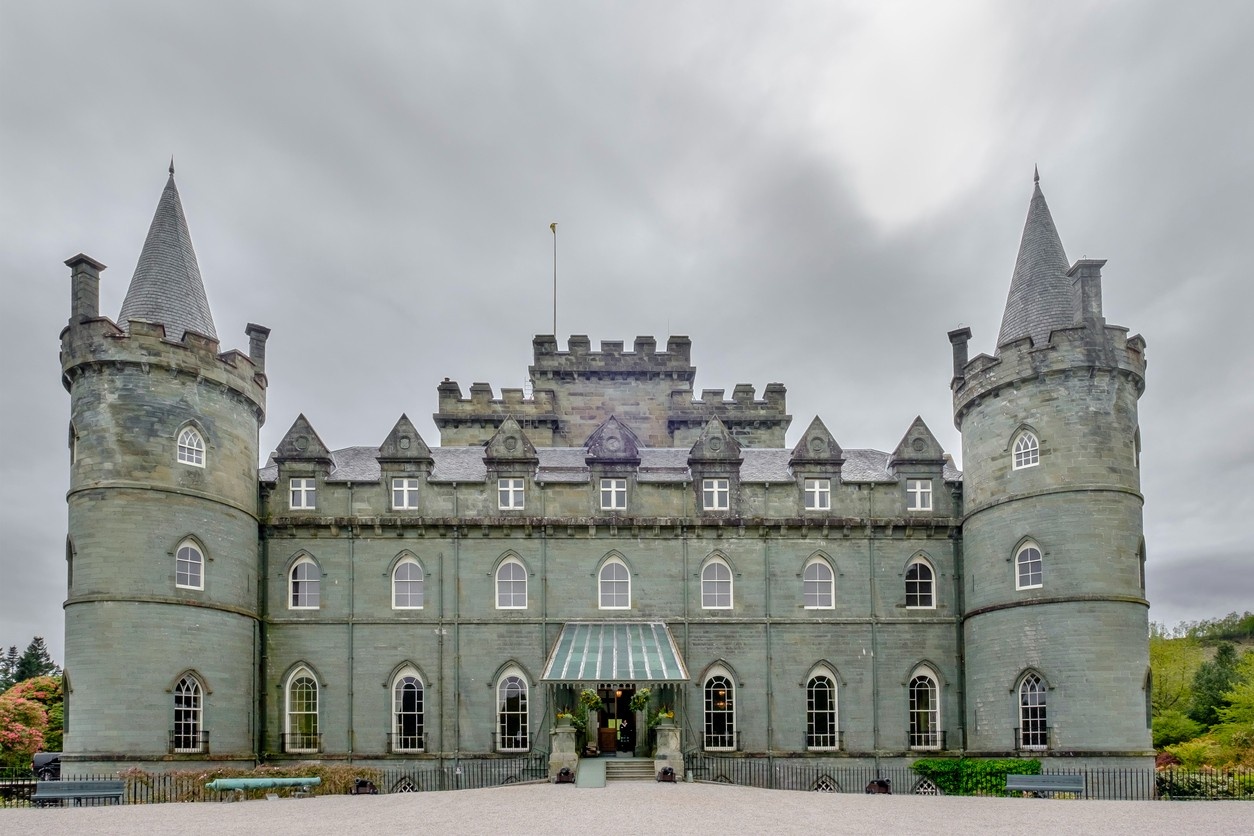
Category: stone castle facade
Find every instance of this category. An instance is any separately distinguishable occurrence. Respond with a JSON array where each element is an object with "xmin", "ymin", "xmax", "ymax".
[{"xmin": 58, "ymin": 167, "xmax": 1152, "ymax": 782}]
